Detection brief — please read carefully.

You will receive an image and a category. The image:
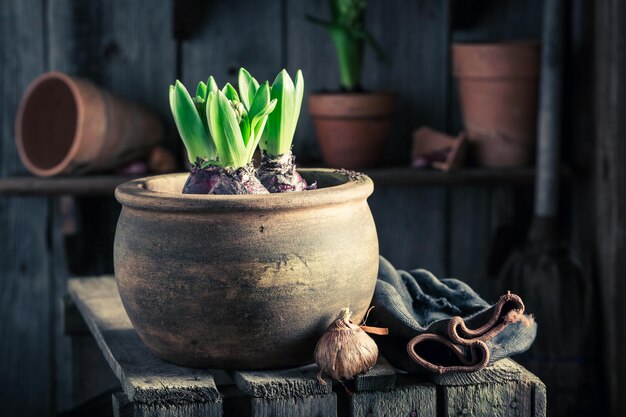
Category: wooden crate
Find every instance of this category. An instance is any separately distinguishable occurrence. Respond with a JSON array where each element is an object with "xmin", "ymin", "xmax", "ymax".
[{"xmin": 65, "ymin": 277, "xmax": 546, "ymax": 417}]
